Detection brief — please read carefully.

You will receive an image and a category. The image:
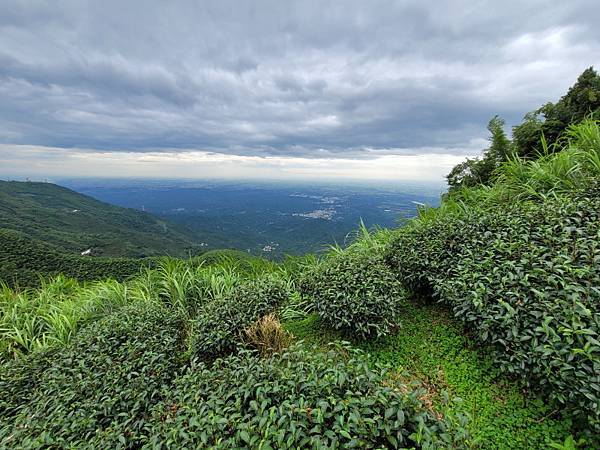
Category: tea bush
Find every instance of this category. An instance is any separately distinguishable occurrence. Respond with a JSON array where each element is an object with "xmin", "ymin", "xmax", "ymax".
[
  {"xmin": 0, "ymin": 301, "xmax": 188, "ymax": 449},
  {"xmin": 301, "ymin": 249, "xmax": 404, "ymax": 338},
  {"xmin": 146, "ymin": 343, "xmax": 469, "ymax": 449},
  {"xmin": 387, "ymin": 192, "xmax": 600, "ymax": 435},
  {"xmin": 191, "ymin": 274, "xmax": 290, "ymax": 359}
]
